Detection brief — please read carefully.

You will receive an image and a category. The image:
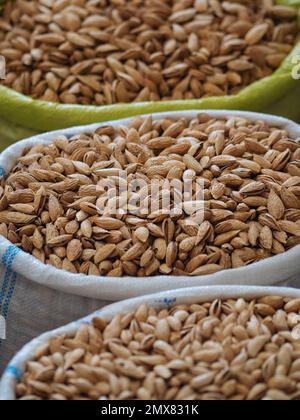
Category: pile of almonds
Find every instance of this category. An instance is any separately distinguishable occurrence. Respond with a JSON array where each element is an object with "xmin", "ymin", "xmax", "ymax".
[
  {"xmin": 16, "ymin": 296, "xmax": 300, "ymax": 400},
  {"xmin": 0, "ymin": 114, "xmax": 299, "ymax": 277},
  {"xmin": 0, "ymin": 0, "xmax": 299, "ymax": 105}
]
